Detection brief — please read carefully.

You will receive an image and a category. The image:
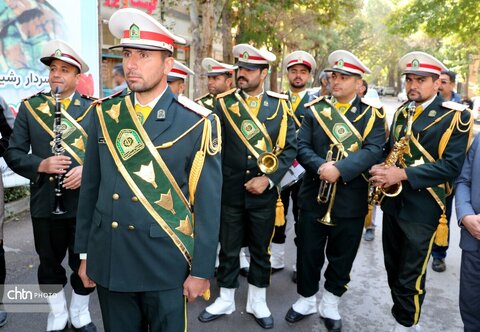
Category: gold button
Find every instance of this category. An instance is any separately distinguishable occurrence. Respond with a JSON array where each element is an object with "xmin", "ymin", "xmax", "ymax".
[
  {"xmin": 246, "ymin": 170, "xmax": 250, "ymax": 175},
  {"xmin": 49, "ymin": 177, "xmax": 54, "ymax": 182},
  {"xmin": 131, "ymin": 196, "xmax": 139, "ymax": 202},
  {"xmin": 247, "ymin": 155, "xmax": 252, "ymax": 160},
  {"xmin": 128, "ymin": 225, "xmax": 135, "ymax": 231},
  {"xmin": 112, "ymin": 193, "xmax": 120, "ymax": 200},
  {"xmin": 111, "ymin": 221, "xmax": 119, "ymax": 229}
]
